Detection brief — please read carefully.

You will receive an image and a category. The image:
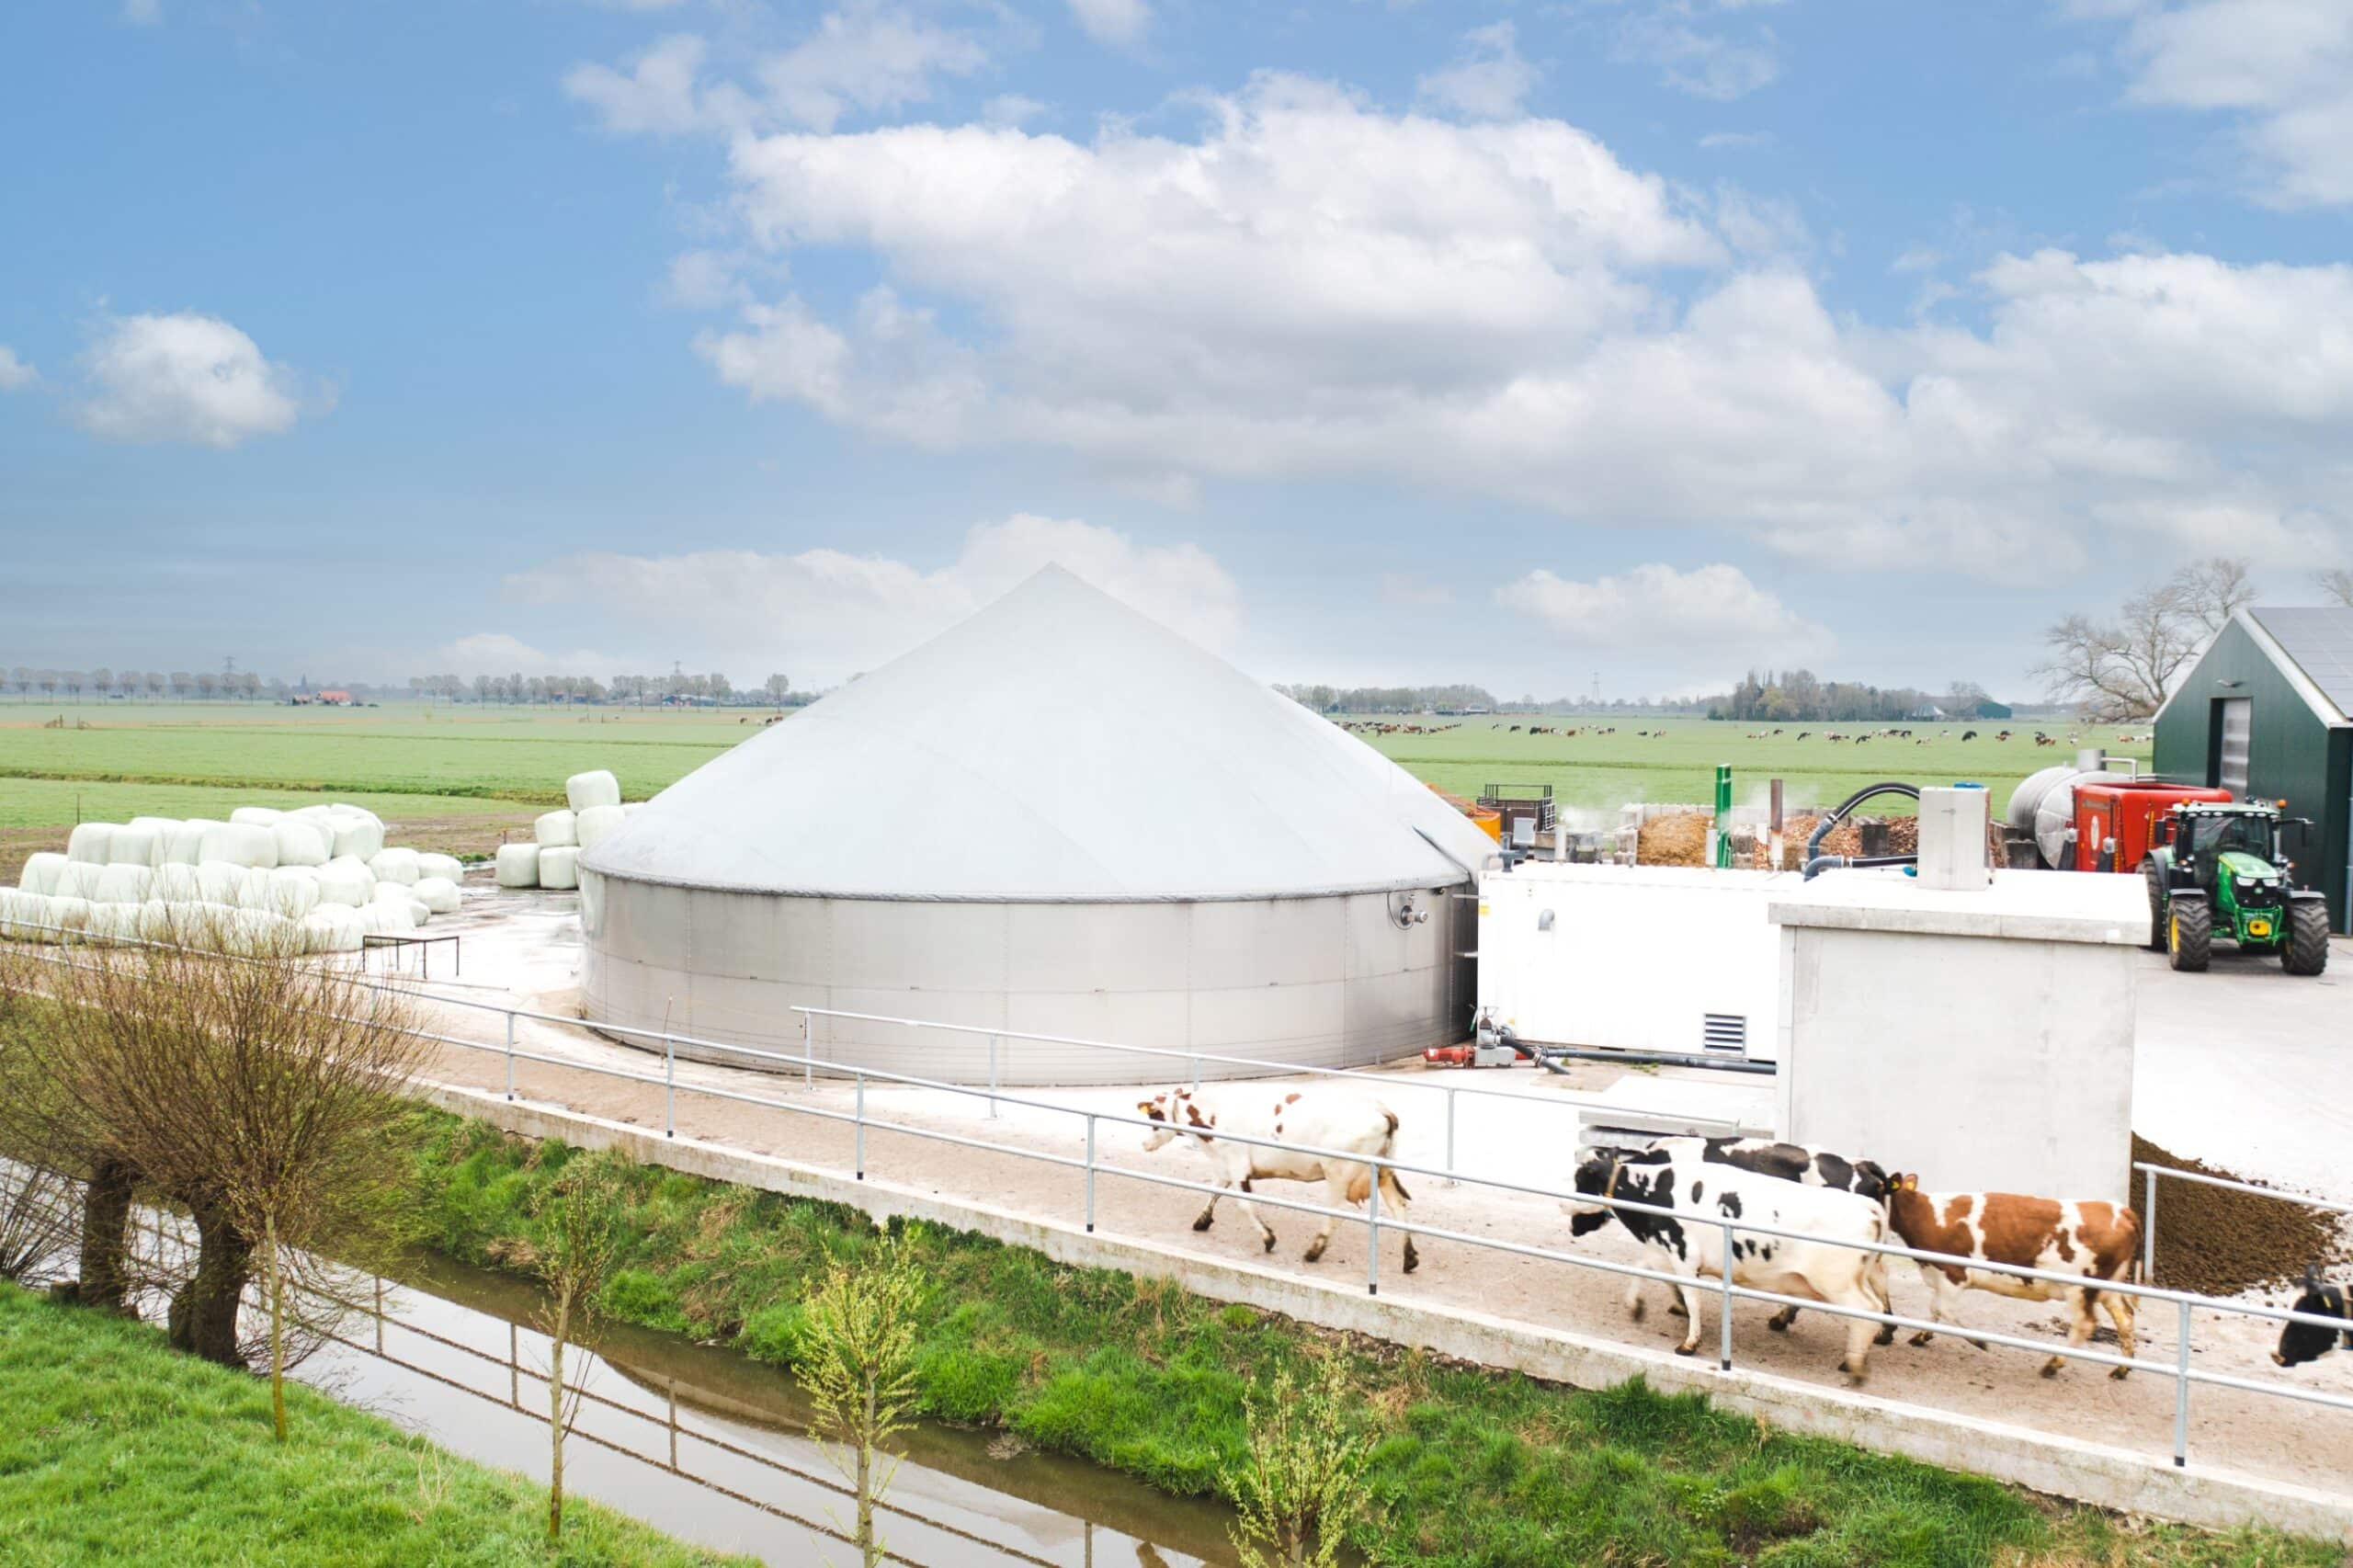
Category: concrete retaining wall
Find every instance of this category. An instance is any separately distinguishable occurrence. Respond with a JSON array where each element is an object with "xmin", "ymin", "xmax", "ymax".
[{"xmin": 415, "ymin": 1077, "xmax": 2353, "ymax": 1545}]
